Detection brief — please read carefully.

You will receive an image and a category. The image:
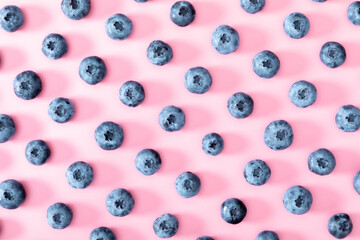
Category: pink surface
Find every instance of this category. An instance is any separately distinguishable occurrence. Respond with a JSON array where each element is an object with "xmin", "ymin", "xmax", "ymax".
[{"xmin": 1, "ymin": 0, "xmax": 360, "ymax": 239}]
